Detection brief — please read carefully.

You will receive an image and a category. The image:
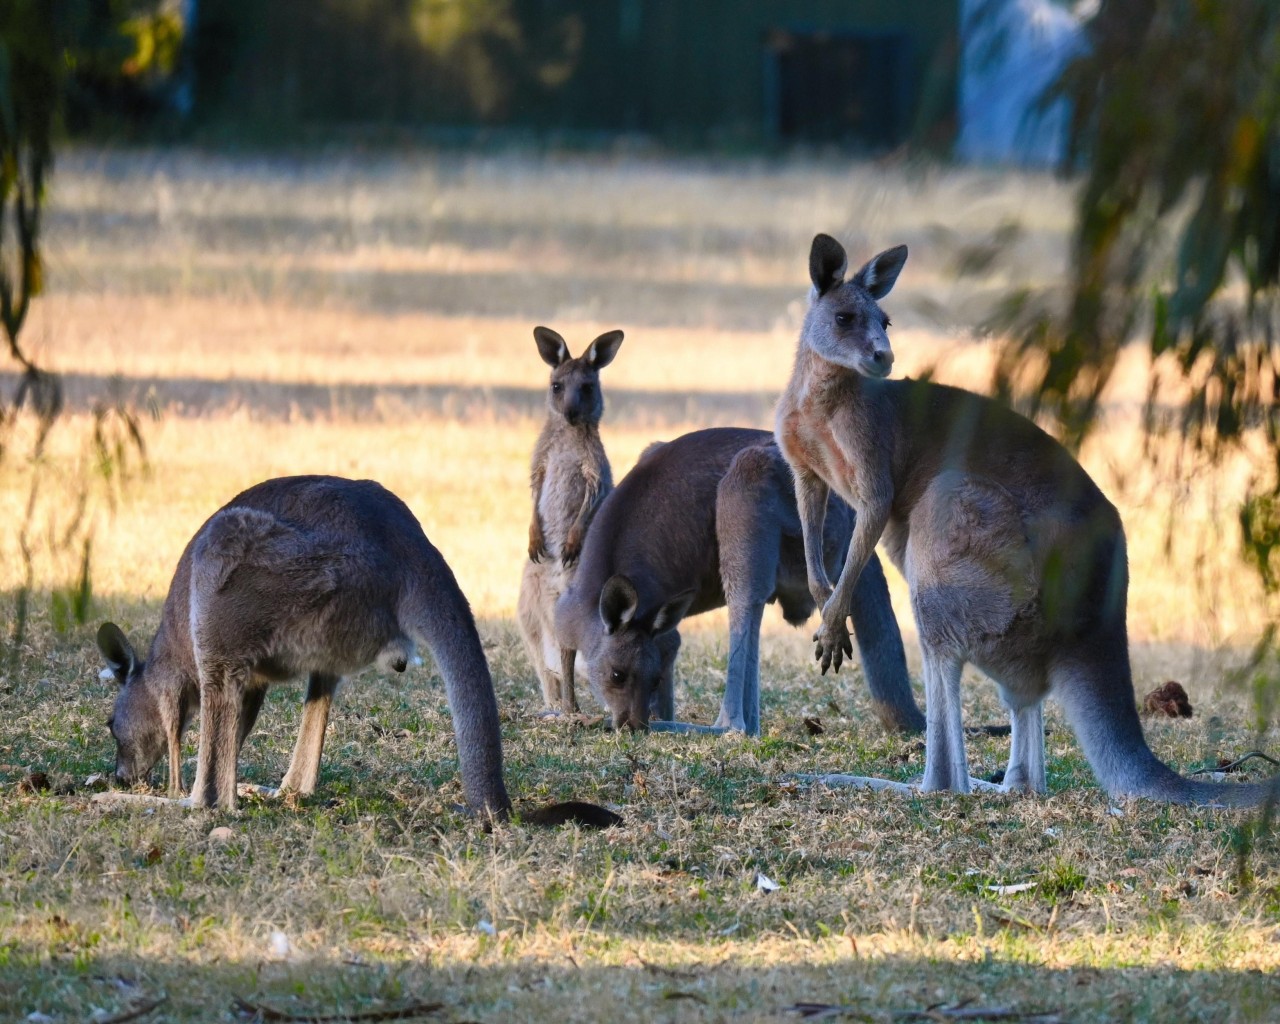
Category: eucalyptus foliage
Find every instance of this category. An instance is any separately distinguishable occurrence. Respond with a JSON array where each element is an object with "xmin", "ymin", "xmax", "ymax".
[{"xmin": 987, "ymin": 0, "xmax": 1280, "ymax": 600}]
